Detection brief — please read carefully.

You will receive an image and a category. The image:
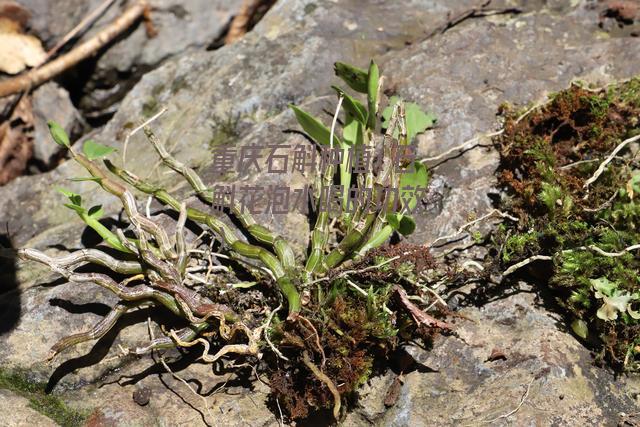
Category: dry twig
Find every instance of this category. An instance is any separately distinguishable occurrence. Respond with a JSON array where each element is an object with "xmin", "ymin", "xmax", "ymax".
[
  {"xmin": 45, "ymin": 0, "xmax": 117, "ymax": 59},
  {"xmin": 0, "ymin": 0, "xmax": 148, "ymax": 97}
]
